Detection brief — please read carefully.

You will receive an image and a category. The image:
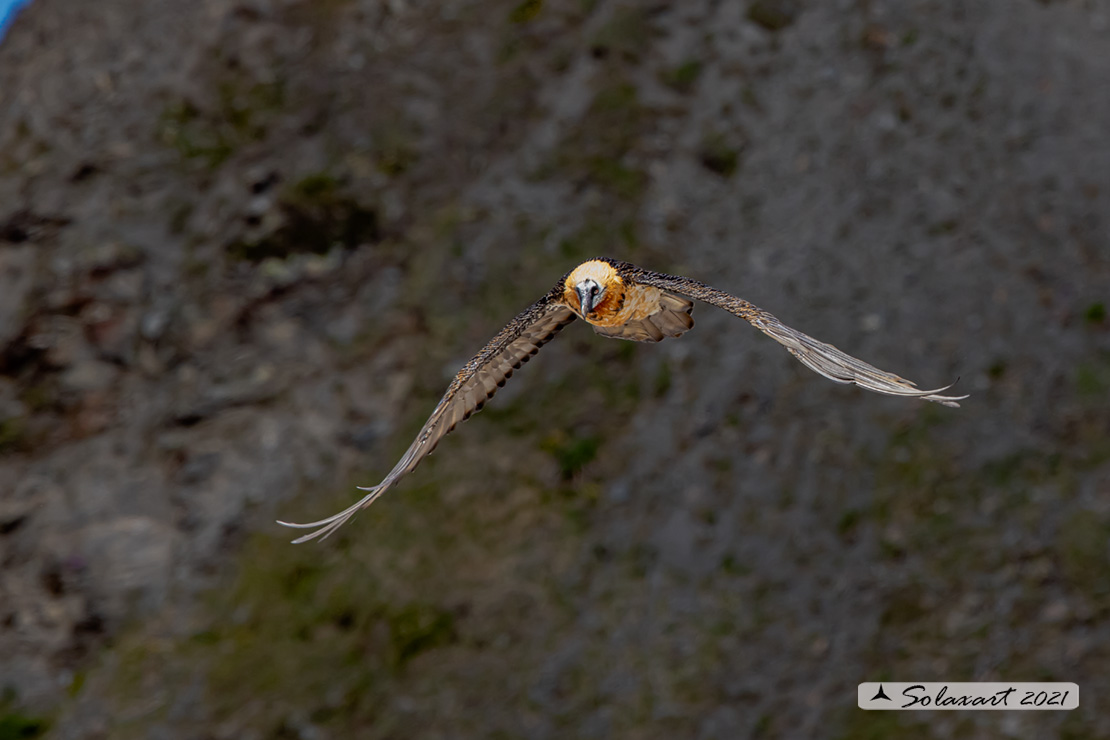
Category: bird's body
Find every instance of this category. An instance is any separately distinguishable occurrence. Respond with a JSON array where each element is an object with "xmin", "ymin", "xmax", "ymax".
[
  {"xmin": 564, "ymin": 260, "xmax": 695, "ymax": 341},
  {"xmin": 280, "ymin": 257, "xmax": 966, "ymax": 543}
]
